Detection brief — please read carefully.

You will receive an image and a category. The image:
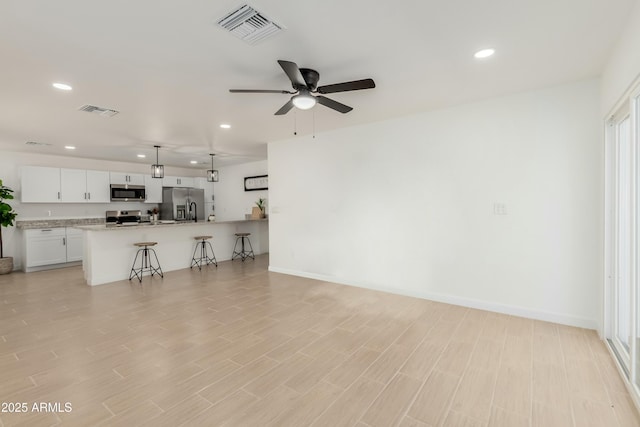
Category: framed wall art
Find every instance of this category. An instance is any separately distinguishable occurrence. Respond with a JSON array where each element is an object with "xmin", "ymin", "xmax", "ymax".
[{"xmin": 244, "ymin": 175, "xmax": 268, "ymax": 191}]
